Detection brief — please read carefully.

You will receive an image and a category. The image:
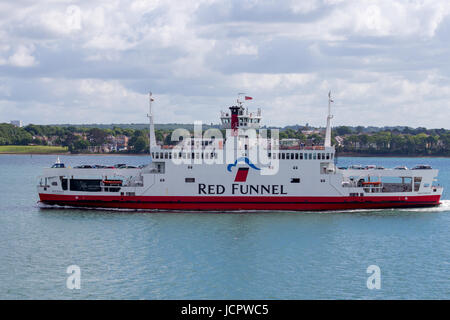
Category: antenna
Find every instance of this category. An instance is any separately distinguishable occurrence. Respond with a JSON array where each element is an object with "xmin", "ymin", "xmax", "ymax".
[
  {"xmin": 237, "ymin": 92, "xmax": 245, "ymax": 106},
  {"xmin": 324, "ymin": 91, "xmax": 334, "ymax": 147}
]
